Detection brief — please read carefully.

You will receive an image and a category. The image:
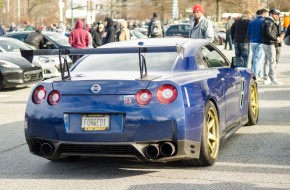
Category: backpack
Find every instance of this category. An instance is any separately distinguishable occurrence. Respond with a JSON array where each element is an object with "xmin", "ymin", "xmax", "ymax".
[{"xmin": 151, "ymin": 19, "xmax": 162, "ymax": 36}]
